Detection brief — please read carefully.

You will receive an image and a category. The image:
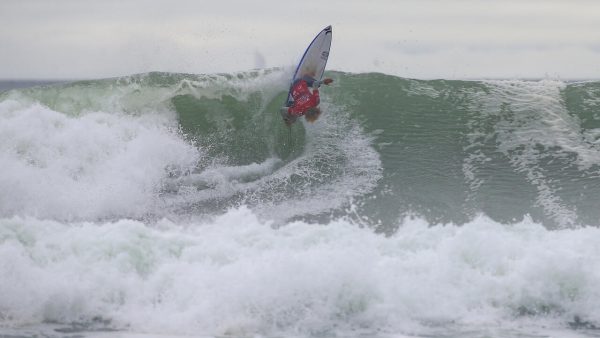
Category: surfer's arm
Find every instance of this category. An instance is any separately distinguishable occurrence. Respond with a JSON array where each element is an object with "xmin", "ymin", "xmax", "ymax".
[{"xmin": 310, "ymin": 78, "xmax": 334, "ymax": 89}]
